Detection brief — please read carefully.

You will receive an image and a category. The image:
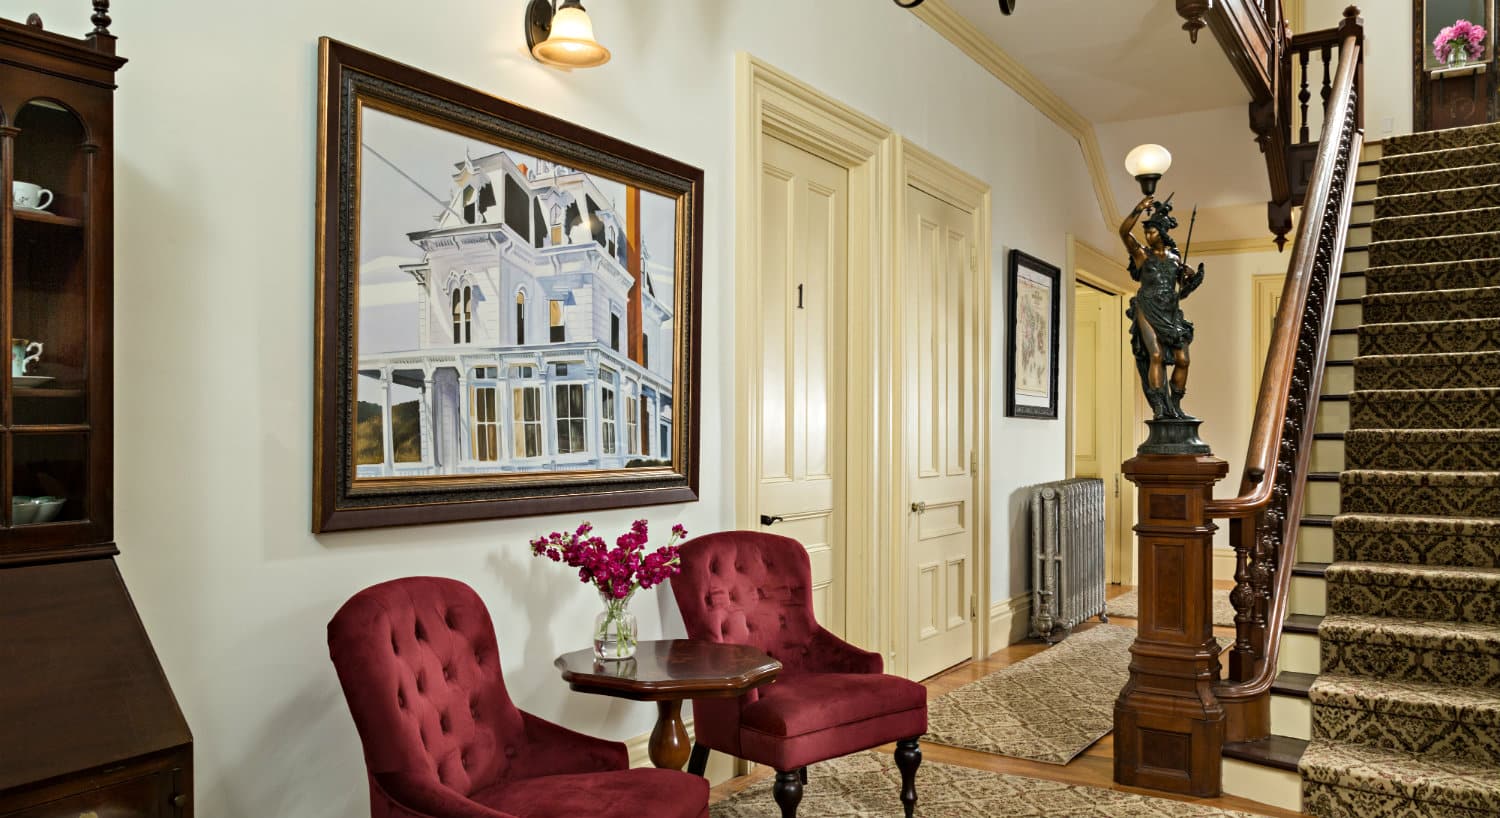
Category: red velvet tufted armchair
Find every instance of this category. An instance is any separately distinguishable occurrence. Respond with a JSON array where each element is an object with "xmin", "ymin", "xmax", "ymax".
[
  {"xmin": 671, "ymin": 531, "xmax": 927, "ymax": 818},
  {"xmin": 328, "ymin": 577, "xmax": 709, "ymax": 818}
]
